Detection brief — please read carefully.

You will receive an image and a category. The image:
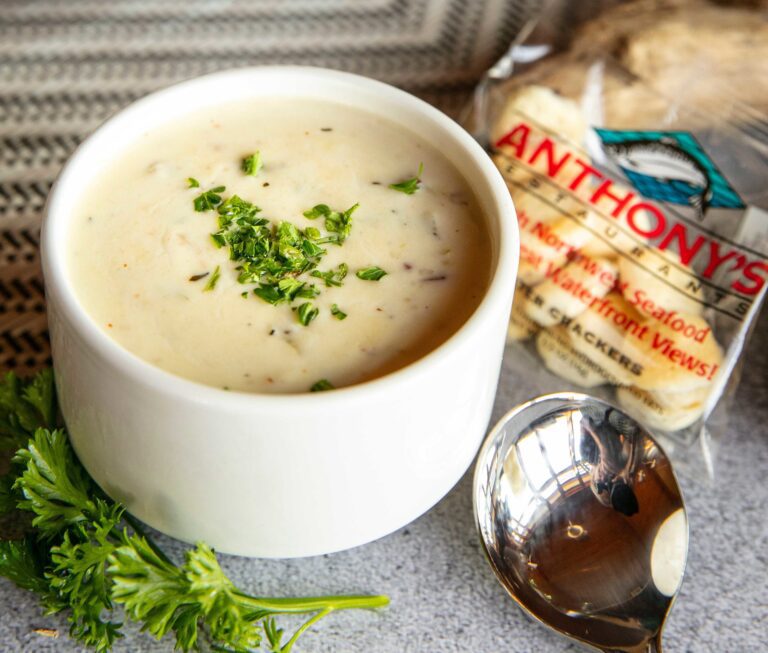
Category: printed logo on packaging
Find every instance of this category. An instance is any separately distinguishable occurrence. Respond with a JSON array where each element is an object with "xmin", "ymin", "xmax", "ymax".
[{"xmin": 595, "ymin": 129, "xmax": 745, "ymax": 218}]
